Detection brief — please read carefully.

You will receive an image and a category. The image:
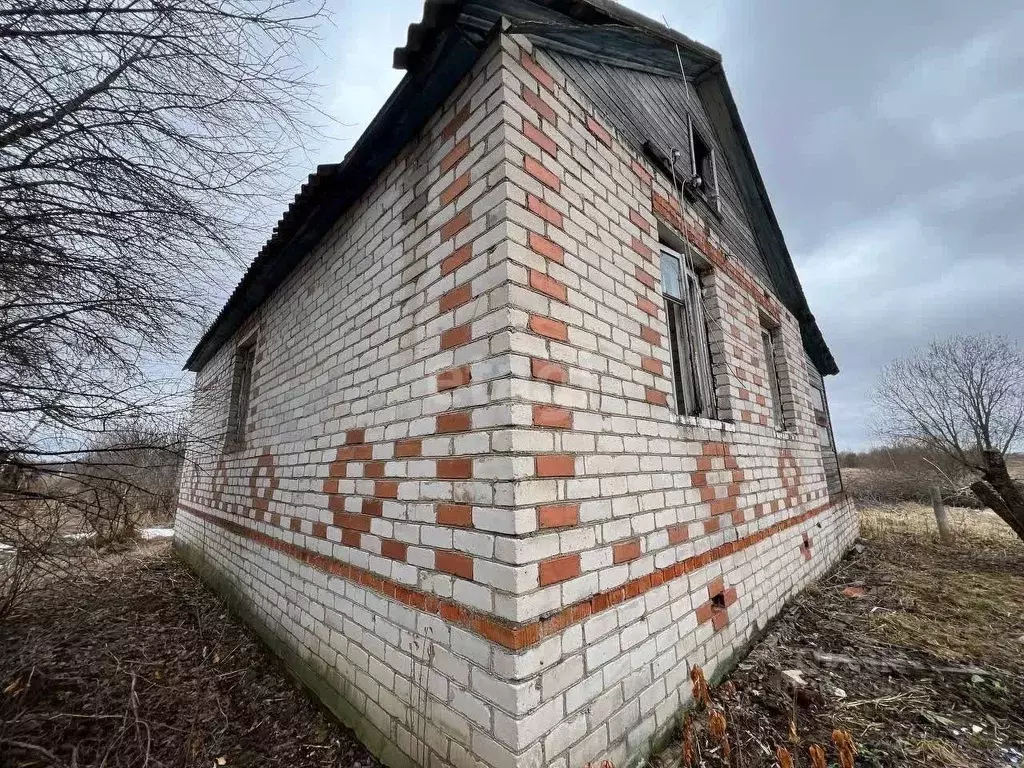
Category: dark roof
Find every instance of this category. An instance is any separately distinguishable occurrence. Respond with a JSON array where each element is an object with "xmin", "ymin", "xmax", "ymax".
[{"xmin": 186, "ymin": 0, "xmax": 837, "ymax": 376}]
